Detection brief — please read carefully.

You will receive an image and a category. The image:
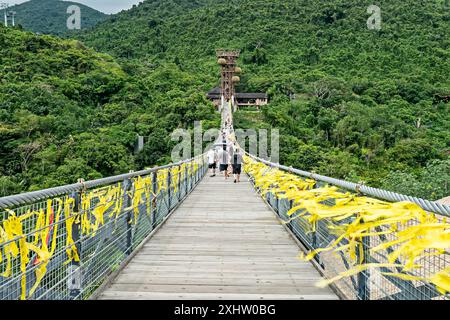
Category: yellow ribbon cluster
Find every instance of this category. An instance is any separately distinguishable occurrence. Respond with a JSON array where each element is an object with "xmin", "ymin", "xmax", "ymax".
[
  {"xmin": 0, "ymin": 159, "xmax": 201, "ymax": 300},
  {"xmin": 0, "ymin": 199, "xmax": 64, "ymax": 299},
  {"xmin": 244, "ymin": 156, "xmax": 450, "ymax": 297}
]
